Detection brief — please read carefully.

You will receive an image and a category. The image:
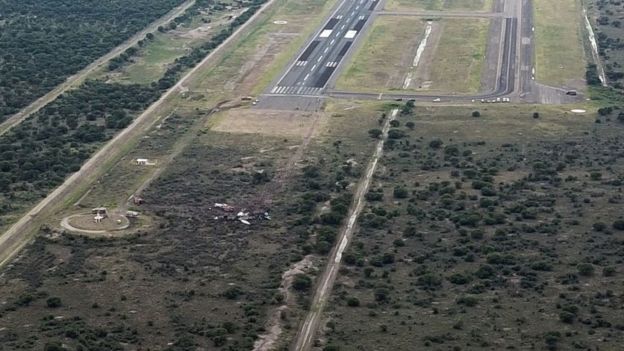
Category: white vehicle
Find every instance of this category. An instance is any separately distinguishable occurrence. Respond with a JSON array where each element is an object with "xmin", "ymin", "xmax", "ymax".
[{"xmin": 433, "ymin": 98, "xmax": 441, "ymax": 102}]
